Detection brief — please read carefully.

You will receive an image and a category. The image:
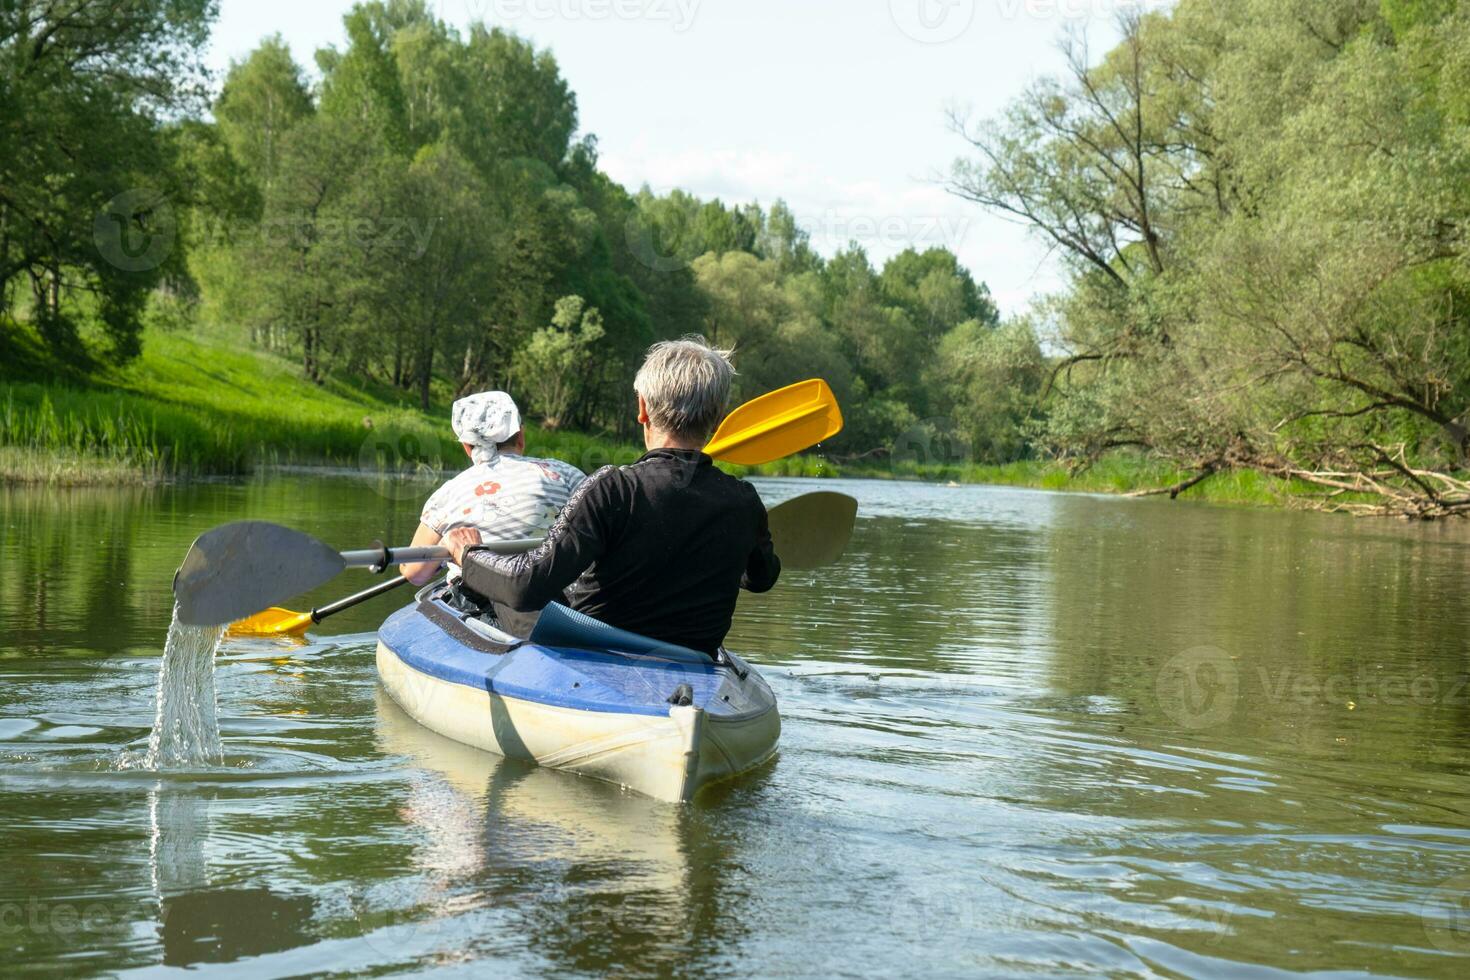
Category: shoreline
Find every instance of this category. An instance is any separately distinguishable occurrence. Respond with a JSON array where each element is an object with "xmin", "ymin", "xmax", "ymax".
[
  {"xmin": 0, "ymin": 441, "xmax": 1324, "ymax": 513},
  {"xmin": 0, "ymin": 327, "xmax": 1380, "ymax": 514}
]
